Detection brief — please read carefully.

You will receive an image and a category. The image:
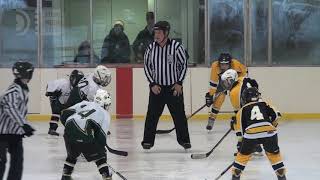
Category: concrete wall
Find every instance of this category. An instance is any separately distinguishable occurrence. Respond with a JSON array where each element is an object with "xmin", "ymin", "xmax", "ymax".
[{"xmin": 0, "ymin": 67, "xmax": 319, "ymax": 117}]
